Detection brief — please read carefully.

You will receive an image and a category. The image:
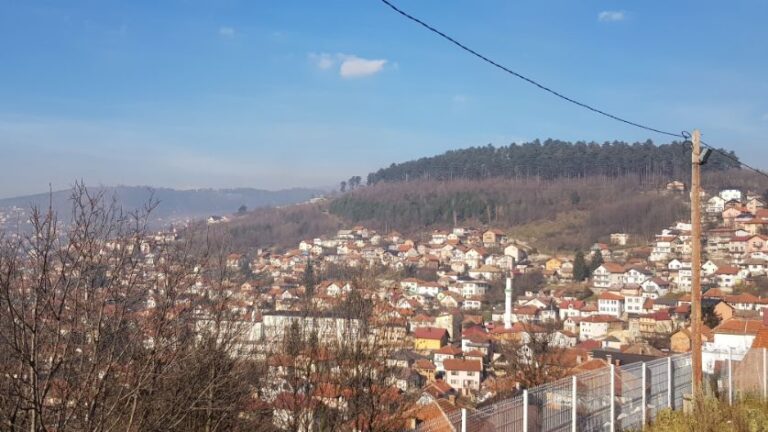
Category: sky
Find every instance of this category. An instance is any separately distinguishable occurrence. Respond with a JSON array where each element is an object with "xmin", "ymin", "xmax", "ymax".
[{"xmin": 1, "ymin": 0, "xmax": 767, "ymax": 198}]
